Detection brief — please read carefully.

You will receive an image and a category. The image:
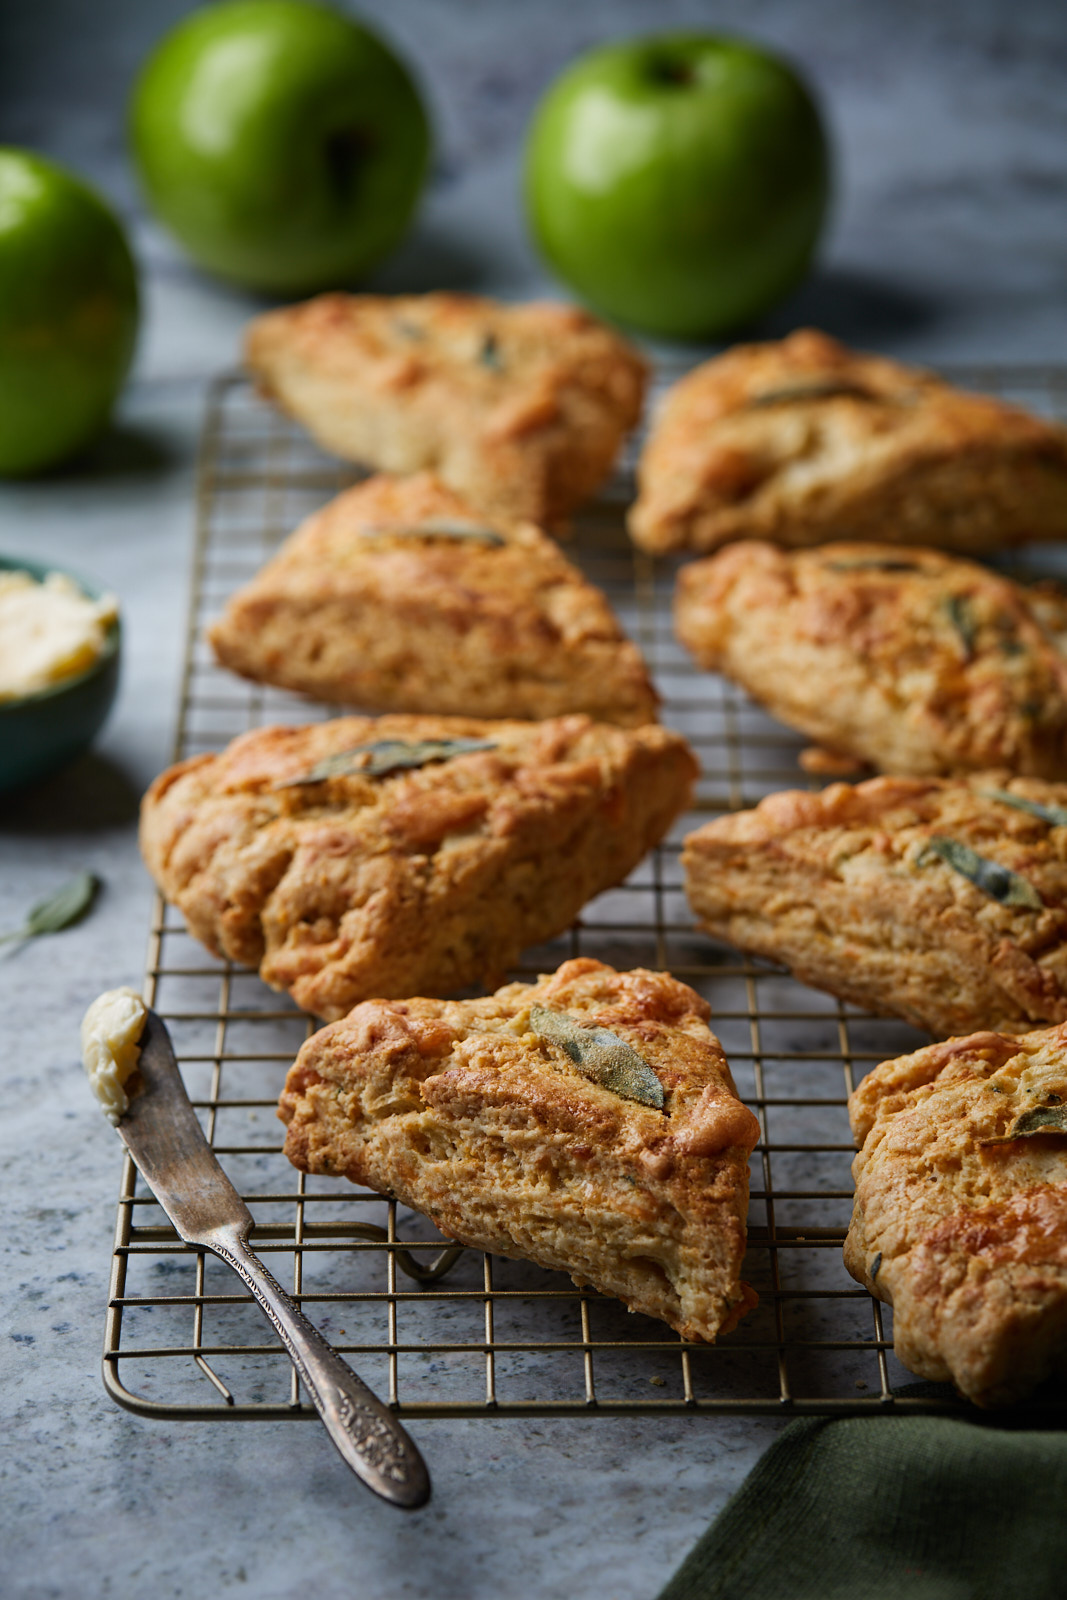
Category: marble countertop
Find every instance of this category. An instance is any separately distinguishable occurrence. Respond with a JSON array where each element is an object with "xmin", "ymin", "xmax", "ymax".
[{"xmin": 2, "ymin": 2, "xmax": 1065, "ymax": 1596}]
